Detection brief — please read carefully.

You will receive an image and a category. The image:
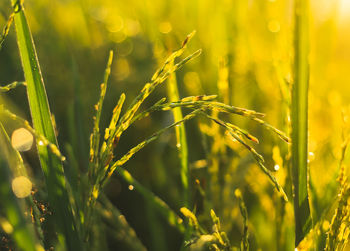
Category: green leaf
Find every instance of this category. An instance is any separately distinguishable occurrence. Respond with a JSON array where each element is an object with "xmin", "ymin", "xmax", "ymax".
[
  {"xmin": 291, "ymin": 0, "xmax": 313, "ymax": 246},
  {"xmin": 10, "ymin": 1, "xmax": 83, "ymax": 249}
]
